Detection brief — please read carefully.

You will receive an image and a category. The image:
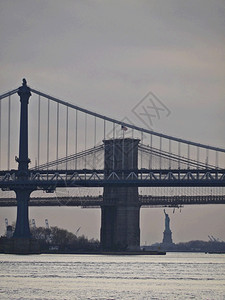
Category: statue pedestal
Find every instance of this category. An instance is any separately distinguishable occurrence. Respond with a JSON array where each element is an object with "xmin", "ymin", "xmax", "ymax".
[{"xmin": 162, "ymin": 229, "xmax": 173, "ymax": 244}]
